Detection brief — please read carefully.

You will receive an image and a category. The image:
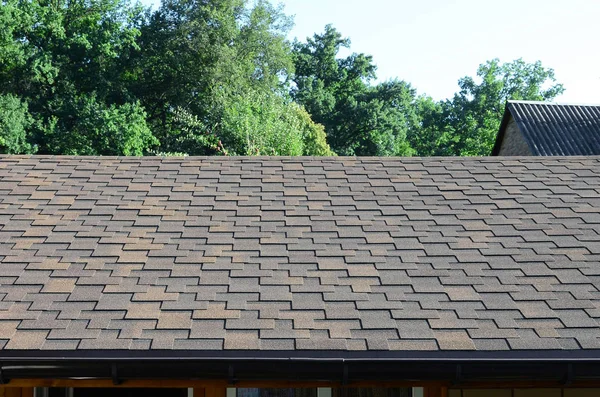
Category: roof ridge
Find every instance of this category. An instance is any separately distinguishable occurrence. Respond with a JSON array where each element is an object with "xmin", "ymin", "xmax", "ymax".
[{"xmin": 508, "ymin": 99, "xmax": 600, "ymax": 107}]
